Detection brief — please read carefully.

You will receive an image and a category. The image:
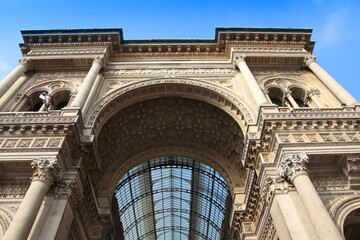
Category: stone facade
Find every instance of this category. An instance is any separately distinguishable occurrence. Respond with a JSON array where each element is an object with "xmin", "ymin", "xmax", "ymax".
[{"xmin": 0, "ymin": 27, "xmax": 359, "ymax": 239}]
